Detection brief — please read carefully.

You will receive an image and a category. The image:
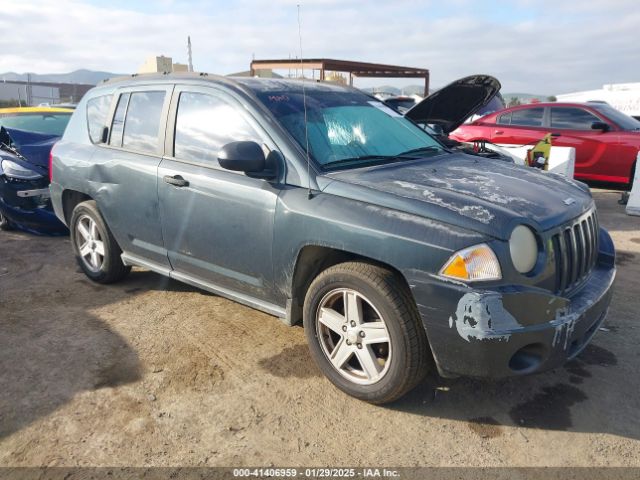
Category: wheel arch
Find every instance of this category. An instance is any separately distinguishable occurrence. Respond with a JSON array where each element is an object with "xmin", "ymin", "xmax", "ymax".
[
  {"xmin": 61, "ymin": 189, "xmax": 93, "ymax": 225},
  {"xmin": 286, "ymin": 244, "xmax": 413, "ymax": 326}
]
